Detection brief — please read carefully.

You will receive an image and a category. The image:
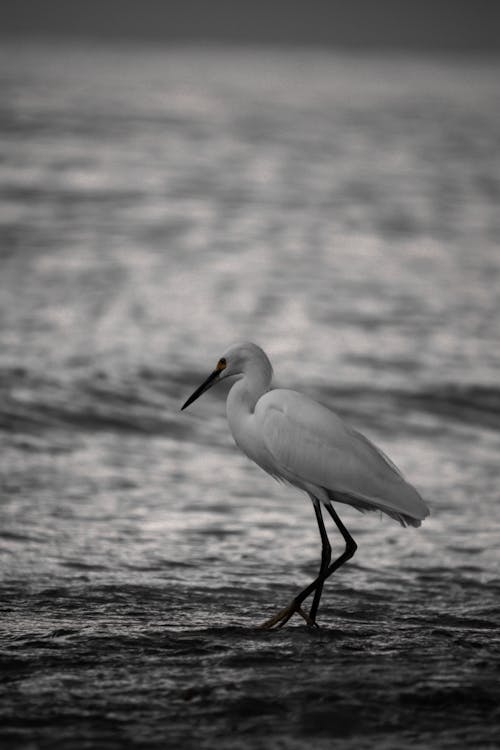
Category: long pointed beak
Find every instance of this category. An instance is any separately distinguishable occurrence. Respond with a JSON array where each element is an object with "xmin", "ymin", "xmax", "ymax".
[{"xmin": 181, "ymin": 369, "xmax": 221, "ymax": 410}]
